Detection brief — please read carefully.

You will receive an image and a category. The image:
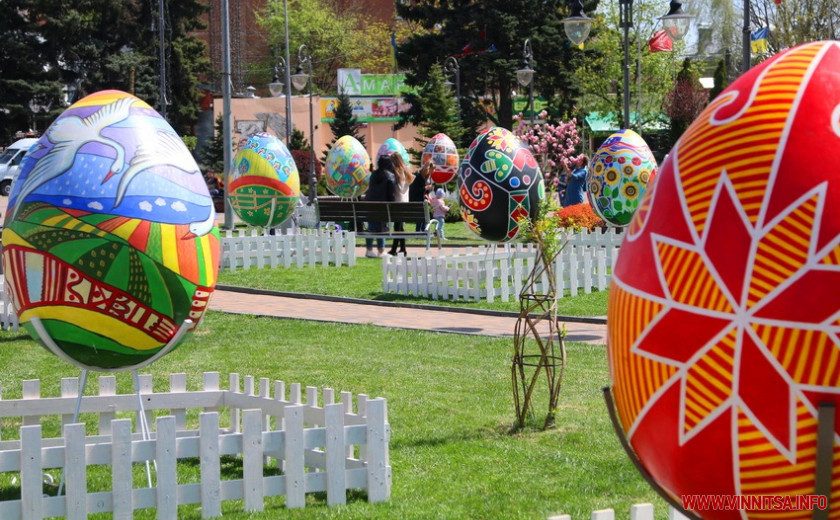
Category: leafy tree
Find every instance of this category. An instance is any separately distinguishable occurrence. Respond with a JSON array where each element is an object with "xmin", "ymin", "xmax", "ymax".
[
  {"xmin": 575, "ymin": 0, "xmax": 686, "ymax": 133},
  {"xmin": 751, "ymin": 0, "xmax": 839, "ymax": 60},
  {"xmin": 395, "ymin": 0, "xmax": 600, "ymax": 131},
  {"xmin": 710, "ymin": 59, "xmax": 728, "ymax": 101},
  {"xmin": 398, "ymin": 63, "xmax": 466, "ymax": 159},
  {"xmin": 664, "ymin": 58, "xmax": 709, "ymax": 149},
  {"xmin": 289, "ymin": 128, "xmax": 309, "ymax": 151},
  {"xmin": 0, "ymin": 0, "xmax": 209, "ymax": 143}
]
